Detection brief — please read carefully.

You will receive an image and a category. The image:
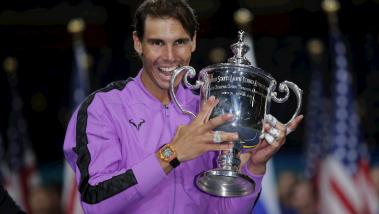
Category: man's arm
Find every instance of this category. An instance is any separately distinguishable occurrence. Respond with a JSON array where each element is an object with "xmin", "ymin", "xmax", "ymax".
[{"xmin": 64, "ymin": 96, "xmax": 168, "ymax": 213}]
